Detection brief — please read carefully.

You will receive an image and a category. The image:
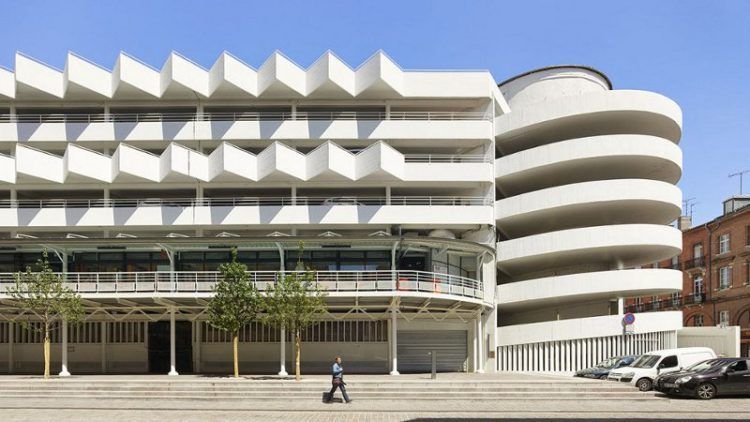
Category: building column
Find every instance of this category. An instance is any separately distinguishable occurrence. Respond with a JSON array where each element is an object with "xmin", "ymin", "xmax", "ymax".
[
  {"xmin": 389, "ymin": 310, "xmax": 399, "ymax": 375},
  {"xmin": 168, "ymin": 309, "xmax": 178, "ymax": 376},
  {"xmin": 476, "ymin": 316, "xmax": 484, "ymax": 373},
  {"xmin": 59, "ymin": 319, "xmax": 70, "ymax": 377},
  {"xmin": 617, "ymin": 297, "xmax": 624, "ymax": 315},
  {"xmin": 8, "ymin": 322, "xmax": 14, "ymax": 374},
  {"xmin": 278, "ymin": 327, "xmax": 288, "ymax": 376},
  {"xmin": 101, "ymin": 322, "xmax": 107, "ymax": 373},
  {"xmin": 194, "ymin": 320, "xmax": 201, "ymax": 374}
]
